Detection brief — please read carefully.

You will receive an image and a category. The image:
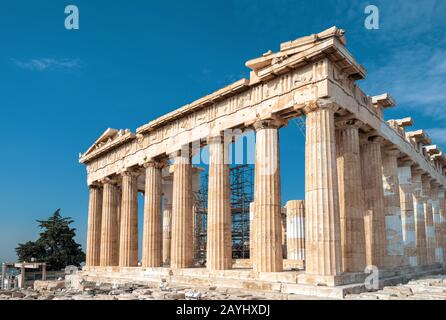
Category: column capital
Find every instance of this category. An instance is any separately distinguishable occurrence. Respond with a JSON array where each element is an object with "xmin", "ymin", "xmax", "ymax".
[
  {"xmin": 143, "ymin": 159, "xmax": 166, "ymax": 169},
  {"xmin": 120, "ymin": 167, "xmax": 142, "ymax": 178},
  {"xmin": 206, "ymin": 132, "xmax": 230, "ymax": 144},
  {"xmin": 411, "ymin": 164, "xmax": 424, "ymax": 174},
  {"xmin": 398, "ymin": 156, "xmax": 414, "ymax": 167},
  {"xmin": 302, "ymin": 99, "xmax": 339, "ymax": 115},
  {"xmin": 251, "ymin": 117, "xmax": 287, "ymax": 131},
  {"xmin": 421, "ymin": 173, "xmax": 433, "ymax": 183},
  {"xmin": 360, "ymin": 134, "xmax": 385, "ymax": 146},
  {"xmin": 88, "ymin": 181, "xmax": 103, "ymax": 189},
  {"xmin": 335, "ymin": 119, "xmax": 363, "ymax": 130},
  {"xmin": 99, "ymin": 176, "xmax": 120, "ymax": 185},
  {"xmin": 170, "ymin": 145, "xmax": 192, "ymax": 160},
  {"xmin": 431, "ymin": 181, "xmax": 441, "ymax": 190},
  {"xmin": 382, "ymin": 147, "xmax": 401, "ymax": 157}
]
